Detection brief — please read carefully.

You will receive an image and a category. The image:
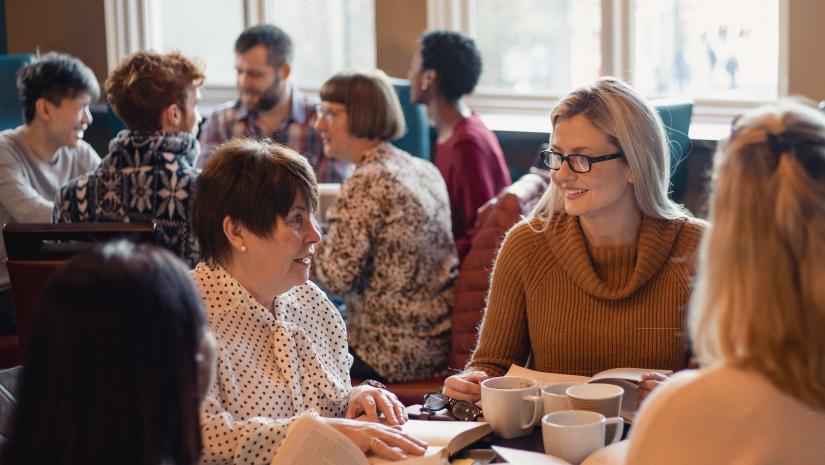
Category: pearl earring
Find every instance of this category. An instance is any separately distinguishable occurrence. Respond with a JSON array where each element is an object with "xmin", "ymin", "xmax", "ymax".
[
  {"xmin": 421, "ymin": 82, "xmax": 429, "ymax": 91},
  {"xmin": 241, "ymin": 245, "xmax": 247, "ymax": 252}
]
